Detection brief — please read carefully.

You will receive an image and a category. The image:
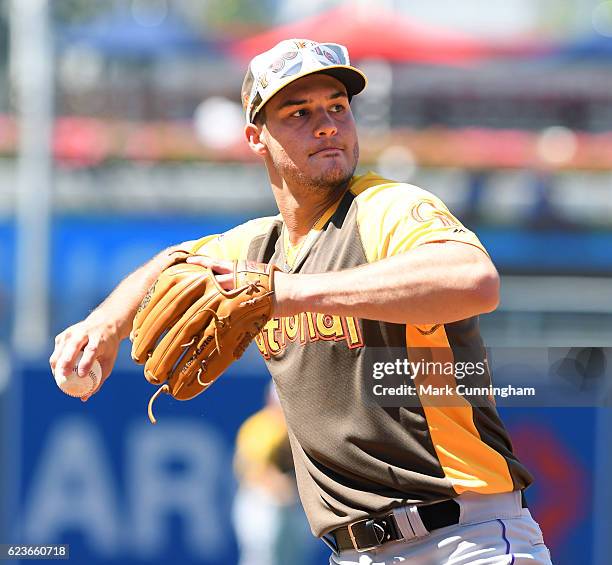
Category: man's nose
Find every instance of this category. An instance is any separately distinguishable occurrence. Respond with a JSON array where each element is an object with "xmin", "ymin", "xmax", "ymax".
[{"xmin": 314, "ymin": 111, "xmax": 337, "ymax": 137}]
